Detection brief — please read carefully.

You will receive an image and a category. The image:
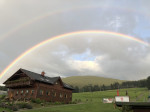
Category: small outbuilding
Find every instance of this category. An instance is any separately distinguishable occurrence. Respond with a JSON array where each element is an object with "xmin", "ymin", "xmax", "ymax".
[{"xmin": 116, "ymin": 102, "xmax": 150, "ymax": 112}]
